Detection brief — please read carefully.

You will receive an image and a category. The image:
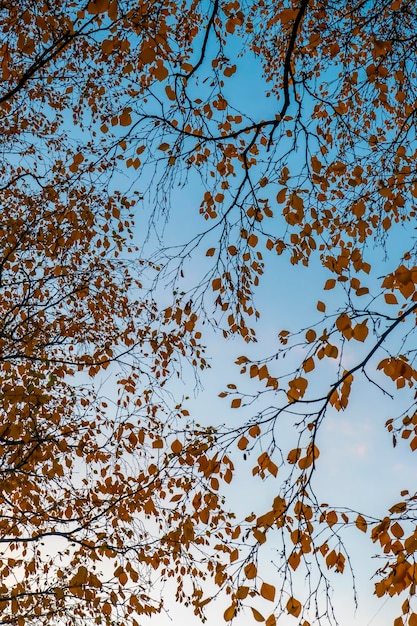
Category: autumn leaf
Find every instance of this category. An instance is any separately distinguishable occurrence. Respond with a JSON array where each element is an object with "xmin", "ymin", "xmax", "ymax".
[
  {"xmin": 224, "ymin": 604, "xmax": 236, "ymax": 621},
  {"xmin": 244, "ymin": 562, "xmax": 257, "ymax": 579},
  {"xmin": 286, "ymin": 596, "xmax": 302, "ymax": 617},
  {"xmin": 355, "ymin": 514, "xmax": 368, "ymax": 533},
  {"xmin": 251, "ymin": 607, "xmax": 265, "ymax": 622},
  {"xmin": 260, "ymin": 582, "xmax": 276, "ymax": 602}
]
